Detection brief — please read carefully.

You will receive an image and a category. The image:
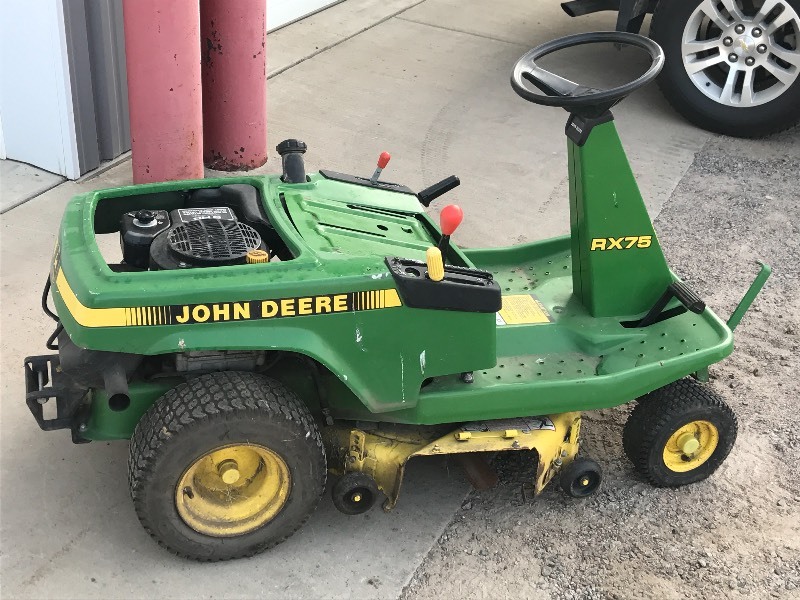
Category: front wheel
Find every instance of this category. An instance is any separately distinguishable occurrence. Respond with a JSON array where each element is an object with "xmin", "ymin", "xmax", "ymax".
[
  {"xmin": 128, "ymin": 371, "xmax": 326, "ymax": 561},
  {"xmin": 650, "ymin": 0, "xmax": 800, "ymax": 136},
  {"xmin": 623, "ymin": 378, "xmax": 737, "ymax": 487}
]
